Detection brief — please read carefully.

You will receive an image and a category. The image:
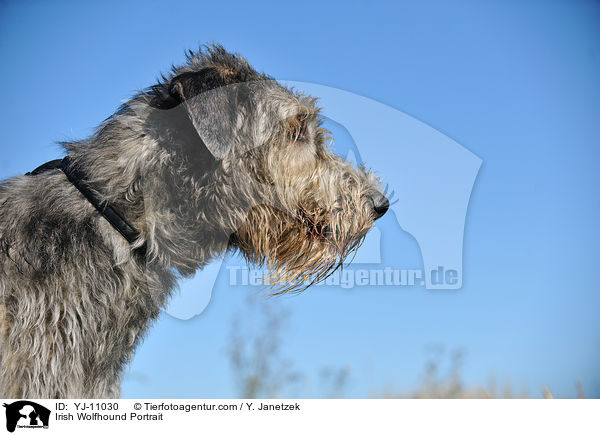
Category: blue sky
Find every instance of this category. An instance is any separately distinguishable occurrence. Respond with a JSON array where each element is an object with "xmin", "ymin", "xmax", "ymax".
[{"xmin": 0, "ymin": 0, "xmax": 599, "ymax": 398}]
